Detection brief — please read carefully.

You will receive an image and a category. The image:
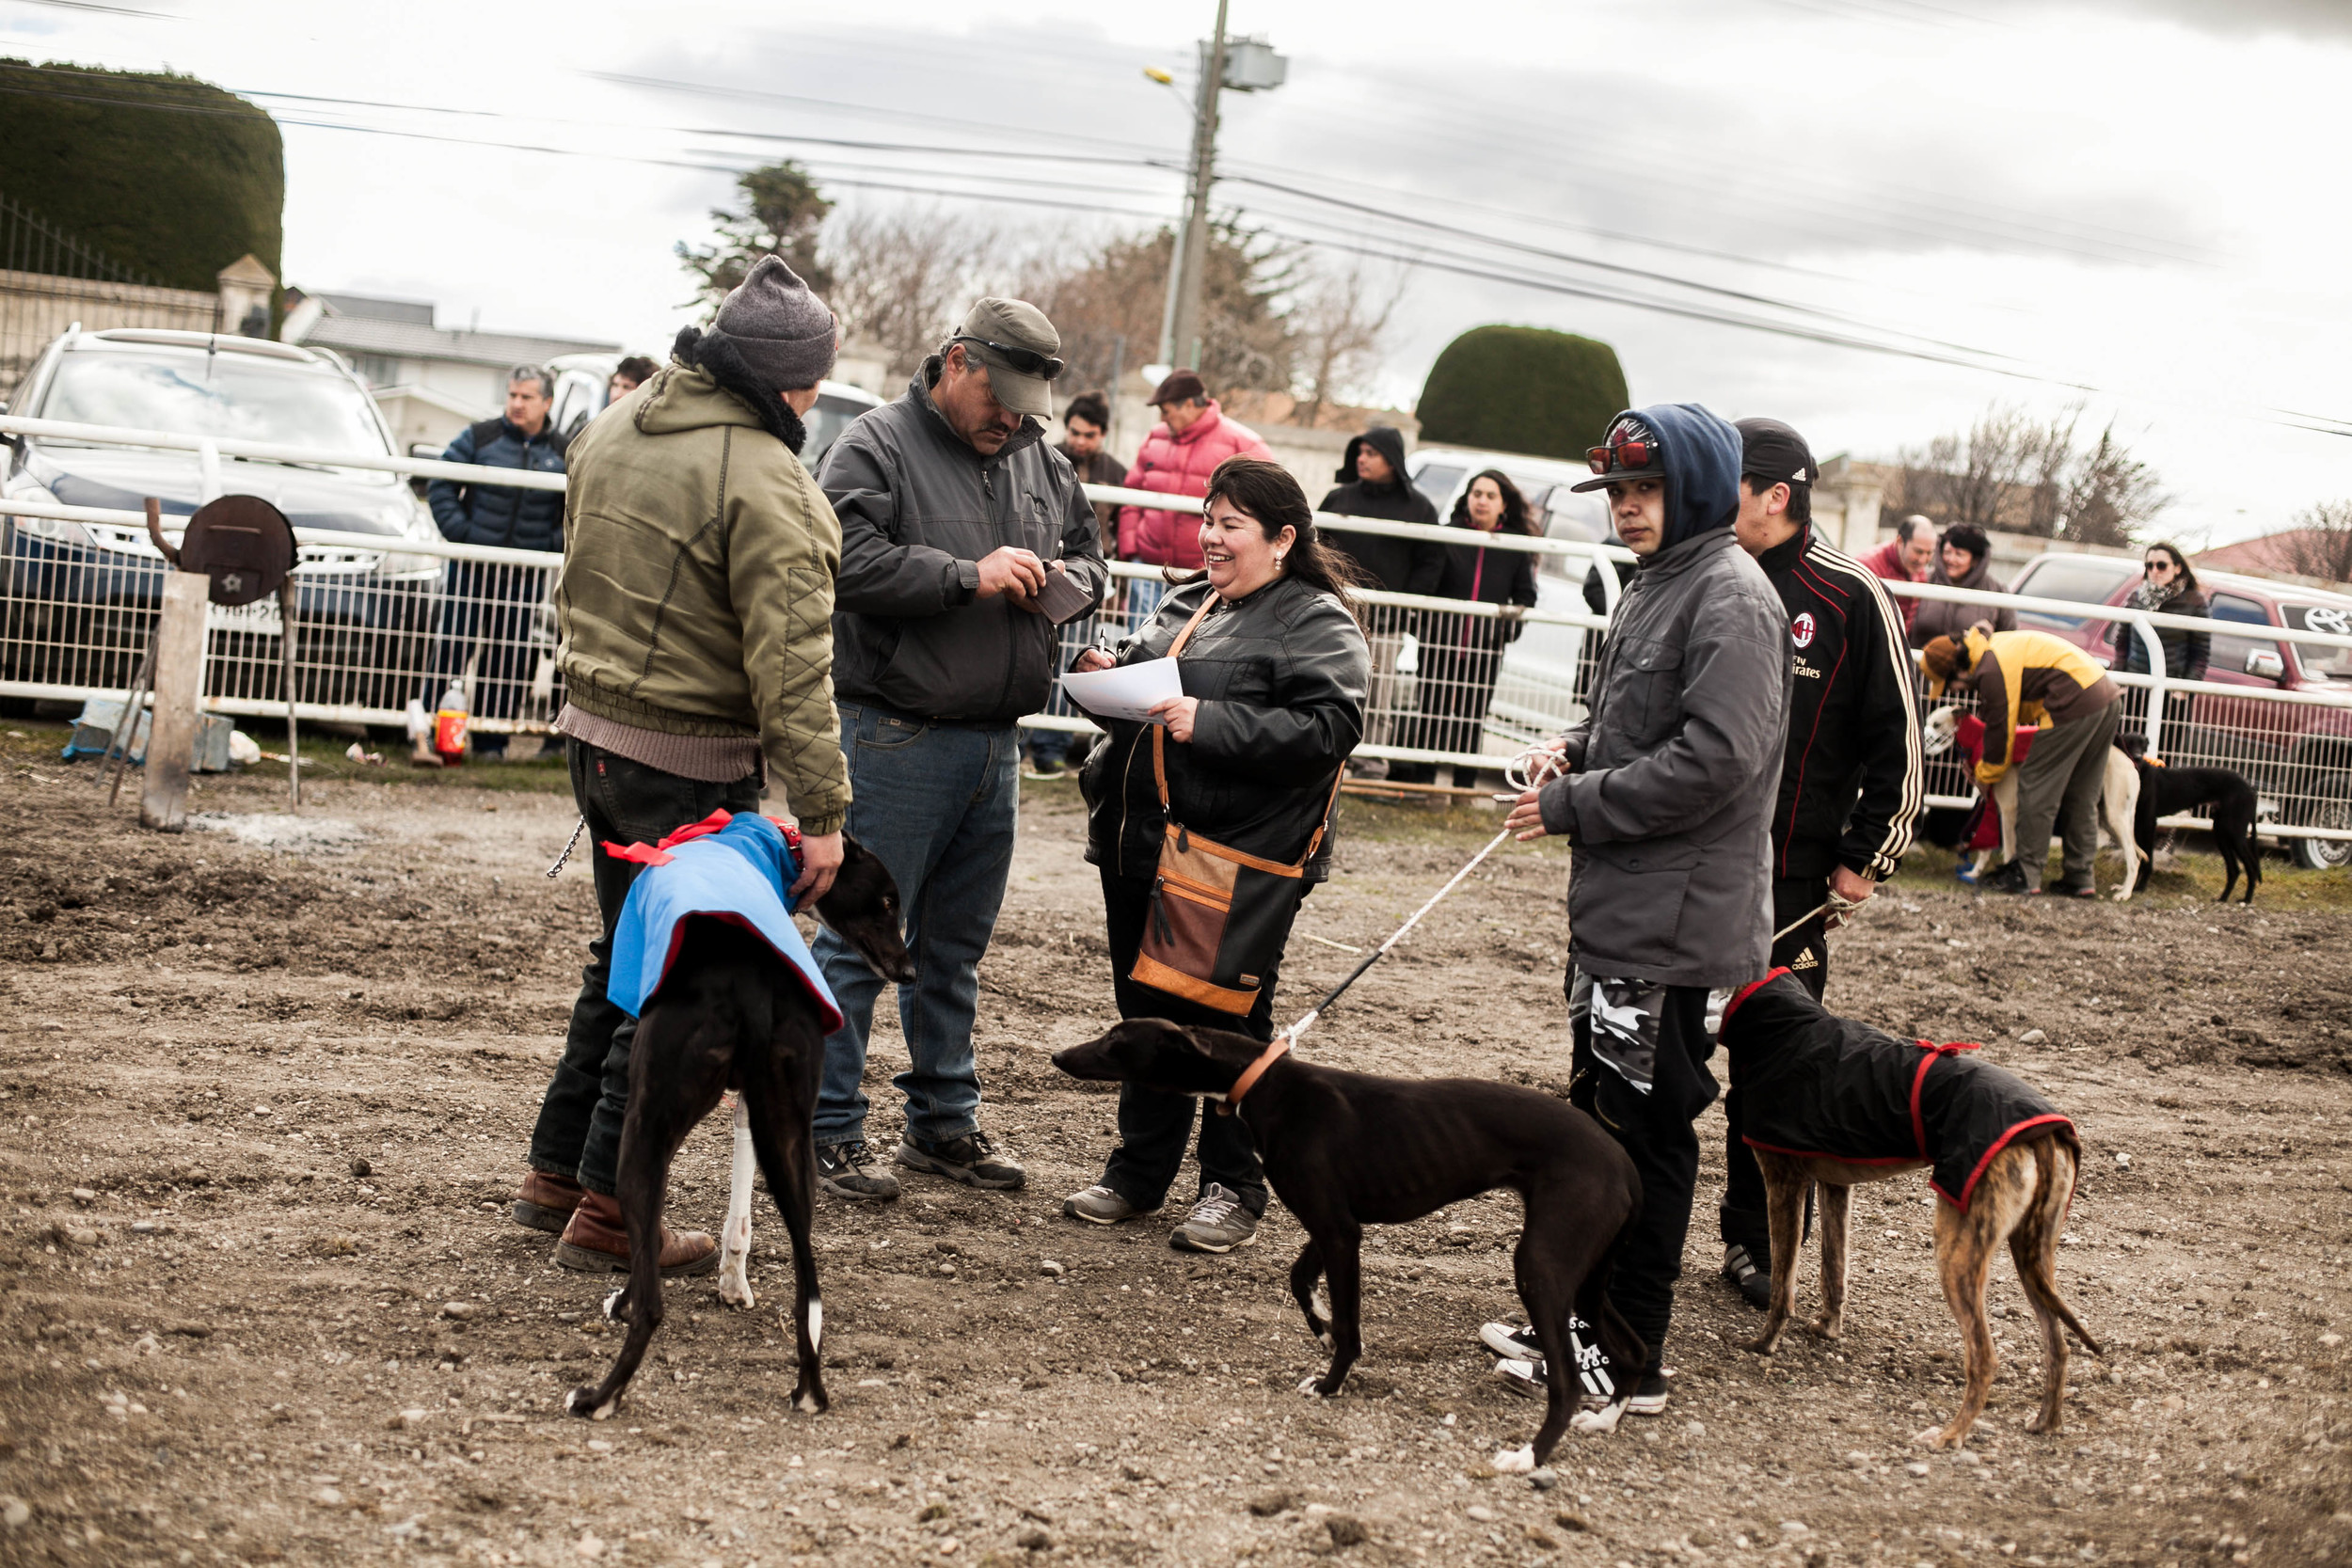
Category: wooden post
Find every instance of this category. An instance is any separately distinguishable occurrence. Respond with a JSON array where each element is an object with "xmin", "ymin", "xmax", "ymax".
[
  {"xmin": 279, "ymin": 578, "xmax": 301, "ymax": 810},
  {"xmin": 140, "ymin": 571, "xmax": 212, "ymax": 832}
]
